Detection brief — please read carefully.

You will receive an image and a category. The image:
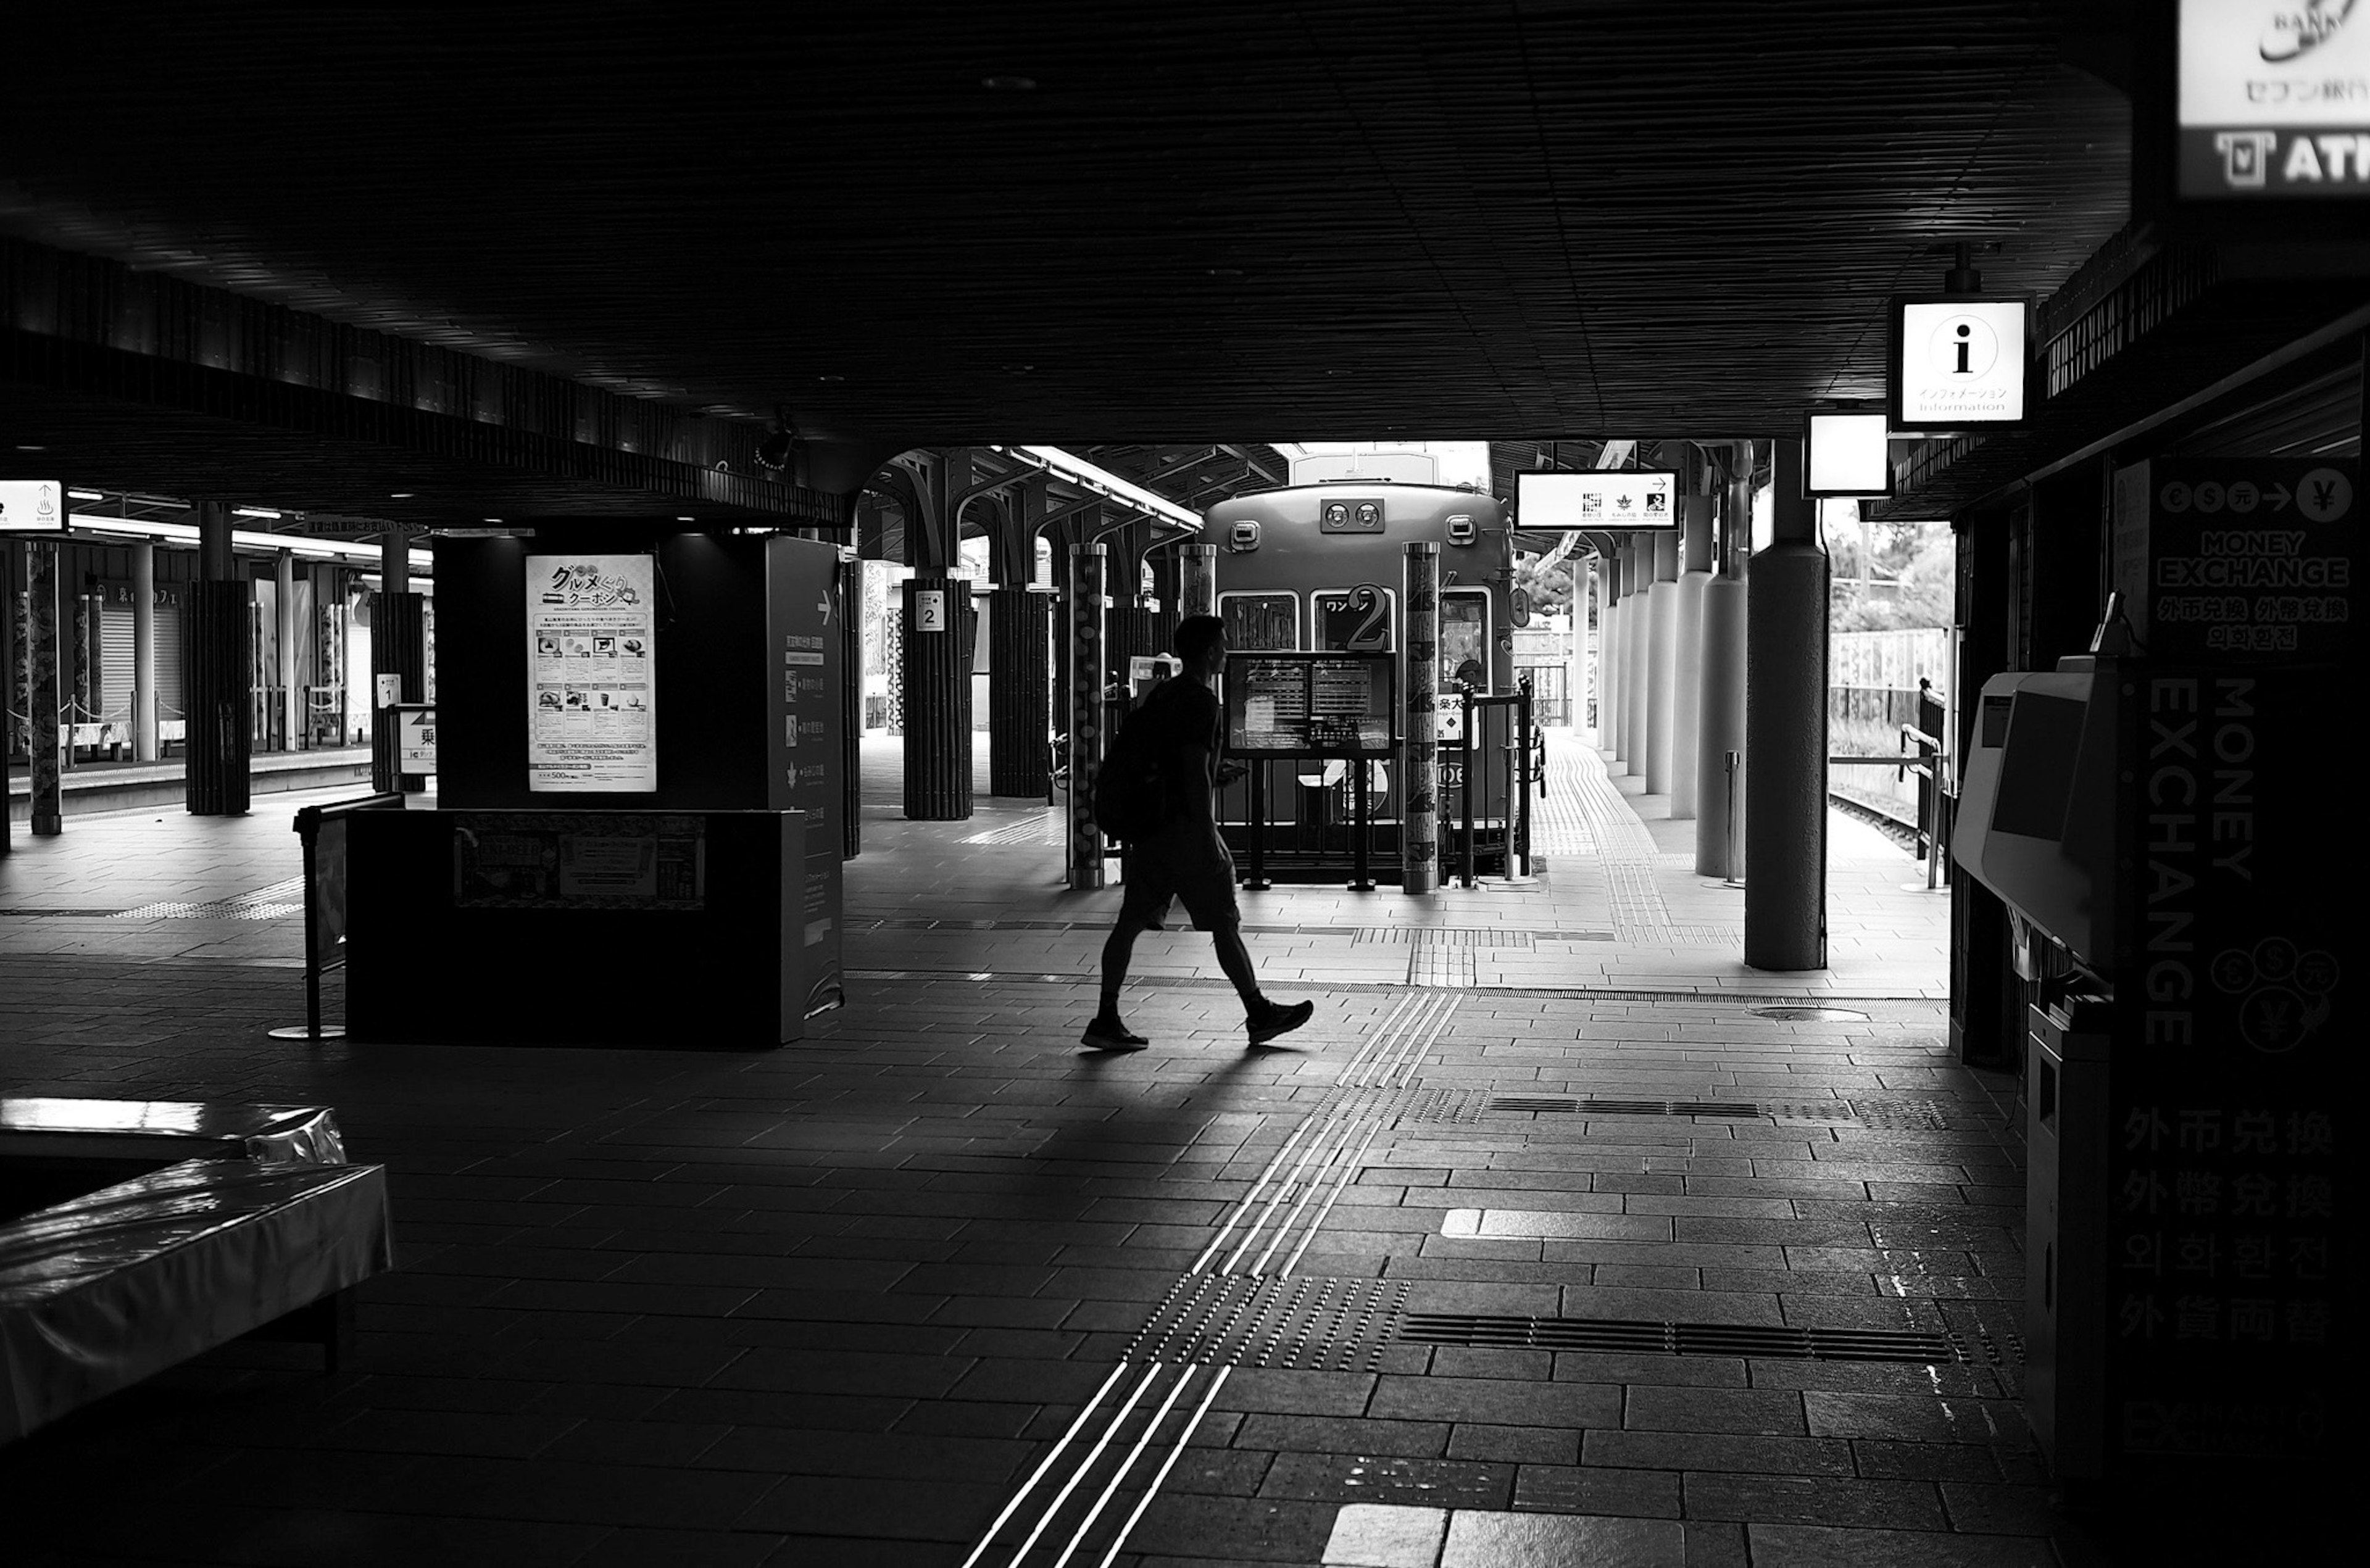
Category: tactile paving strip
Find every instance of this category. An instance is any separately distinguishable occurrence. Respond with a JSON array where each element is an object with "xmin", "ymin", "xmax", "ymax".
[
  {"xmin": 111, "ymin": 877, "xmax": 306, "ymax": 921},
  {"xmin": 1128, "ymin": 1274, "xmax": 1410, "ymax": 1372}
]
